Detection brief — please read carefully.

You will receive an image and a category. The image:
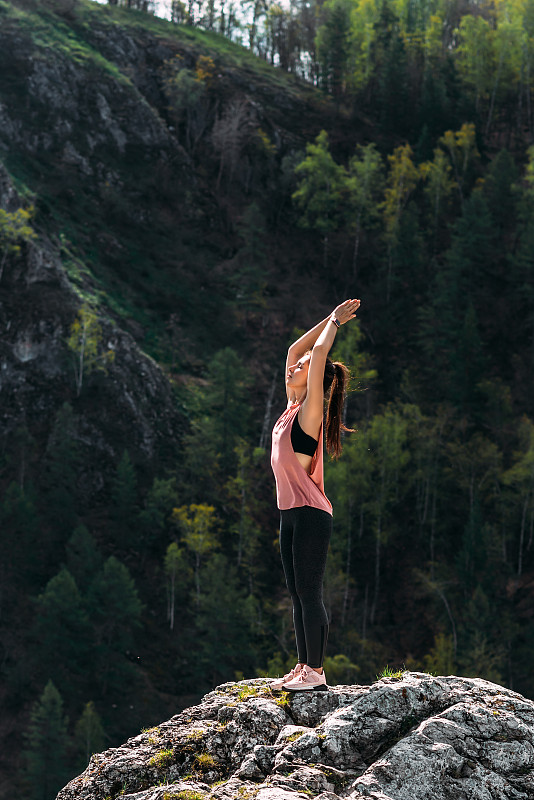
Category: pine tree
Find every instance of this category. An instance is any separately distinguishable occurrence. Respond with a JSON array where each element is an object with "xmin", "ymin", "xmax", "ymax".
[
  {"xmin": 86, "ymin": 556, "xmax": 144, "ymax": 695},
  {"xmin": 138, "ymin": 476, "xmax": 180, "ymax": 549},
  {"xmin": 31, "ymin": 568, "xmax": 92, "ymax": 697},
  {"xmin": 64, "ymin": 525, "xmax": 102, "ymax": 593},
  {"xmin": 195, "ymin": 553, "xmax": 256, "ymax": 685},
  {"xmin": 110, "ymin": 450, "xmax": 139, "ymax": 549},
  {"xmin": 21, "ymin": 680, "xmax": 71, "ymax": 800},
  {"xmin": 40, "ymin": 402, "xmax": 80, "ymax": 541},
  {"xmin": 315, "ymin": 0, "xmax": 352, "ymax": 99}
]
